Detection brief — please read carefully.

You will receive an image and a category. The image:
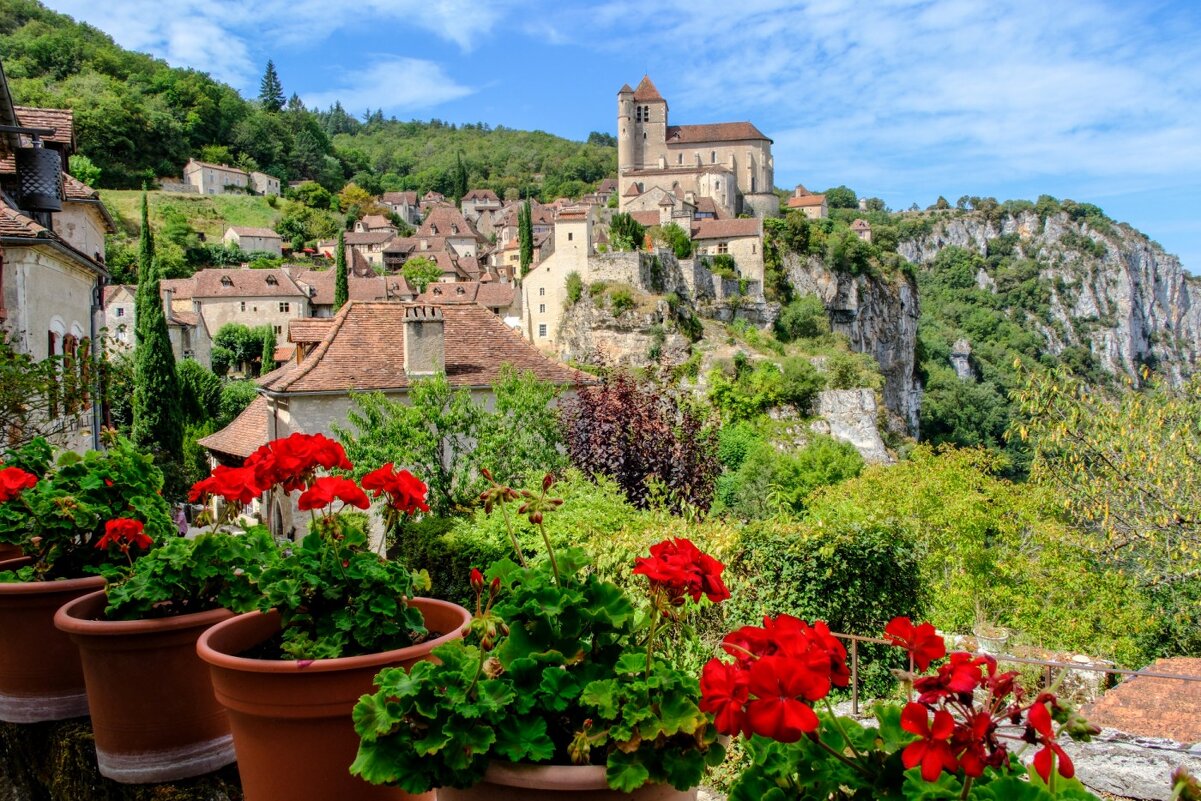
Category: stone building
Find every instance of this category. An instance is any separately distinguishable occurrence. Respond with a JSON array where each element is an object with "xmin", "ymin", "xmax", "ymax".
[
  {"xmin": 223, "ymin": 226, "xmax": 282, "ymax": 256},
  {"xmin": 103, "ymin": 284, "xmax": 212, "ymax": 368},
  {"xmin": 786, "ymin": 185, "xmax": 827, "ymax": 219},
  {"xmin": 617, "ymin": 76, "xmax": 777, "ymax": 219},
  {"xmin": 182, "ymin": 159, "xmax": 280, "ymax": 196}
]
